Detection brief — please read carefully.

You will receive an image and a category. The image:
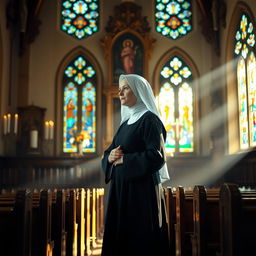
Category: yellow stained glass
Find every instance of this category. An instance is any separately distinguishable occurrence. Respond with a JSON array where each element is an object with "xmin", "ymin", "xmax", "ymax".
[
  {"xmin": 247, "ymin": 52, "xmax": 256, "ymax": 146},
  {"xmin": 178, "ymin": 83, "xmax": 193, "ymax": 152},
  {"xmin": 237, "ymin": 57, "xmax": 249, "ymax": 149},
  {"xmin": 159, "ymin": 82, "xmax": 176, "ymax": 153}
]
